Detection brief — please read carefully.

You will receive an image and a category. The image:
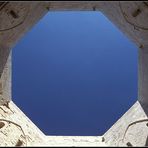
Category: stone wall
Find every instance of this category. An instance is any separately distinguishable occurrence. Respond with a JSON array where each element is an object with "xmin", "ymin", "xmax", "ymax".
[{"xmin": 0, "ymin": 1, "xmax": 148, "ymax": 146}]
